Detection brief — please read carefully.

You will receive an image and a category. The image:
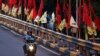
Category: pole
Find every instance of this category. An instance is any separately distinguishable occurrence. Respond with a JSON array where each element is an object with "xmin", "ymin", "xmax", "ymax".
[
  {"xmin": 21, "ymin": 0, "xmax": 25, "ymax": 21},
  {"xmin": 76, "ymin": 0, "xmax": 78, "ymax": 38}
]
